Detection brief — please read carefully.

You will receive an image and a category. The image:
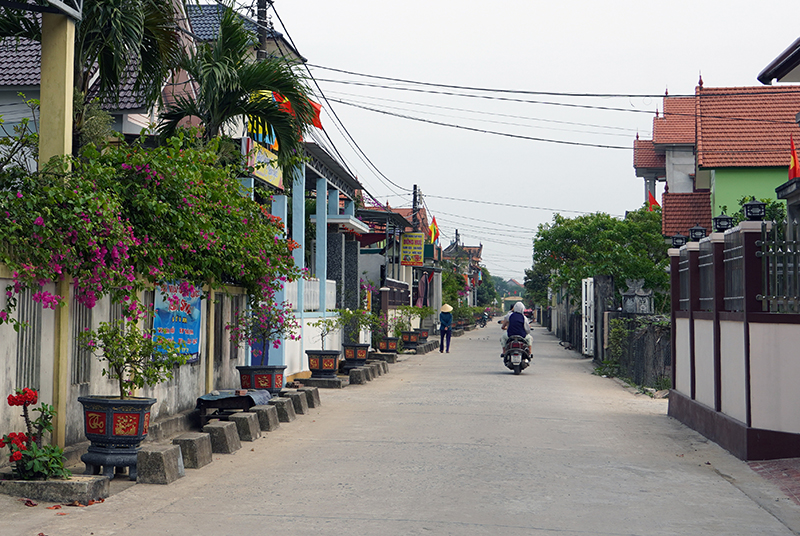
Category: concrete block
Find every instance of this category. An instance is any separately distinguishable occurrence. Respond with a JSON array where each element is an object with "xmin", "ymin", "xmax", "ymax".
[
  {"xmin": 349, "ymin": 367, "xmax": 367, "ymax": 385},
  {"xmin": 363, "ymin": 365, "xmax": 374, "ymax": 381},
  {"xmin": 251, "ymin": 404, "xmax": 281, "ymax": 431},
  {"xmin": 202, "ymin": 420, "xmax": 242, "ymax": 453},
  {"xmin": 0, "ymin": 473, "xmax": 109, "ymax": 503},
  {"xmin": 297, "ymin": 387, "xmax": 321, "ymax": 408},
  {"xmin": 279, "ymin": 390, "xmax": 309, "ymax": 415},
  {"xmin": 230, "ymin": 412, "xmax": 261, "ymax": 441},
  {"xmin": 172, "ymin": 432, "xmax": 212, "ymax": 469},
  {"xmin": 301, "ymin": 377, "xmax": 348, "ymax": 389},
  {"xmin": 267, "ymin": 397, "xmax": 297, "ymax": 422},
  {"xmin": 137, "ymin": 445, "xmax": 185, "ymax": 485},
  {"xmin": 368, "ymin": 362, "xmax": 382, "ymax": 377},
  {"xmin": 369, "ymin": 360, "xmax": 388, "ymax": 375},
  {"xmin": 369, "ymin": 352, "xmax": 398, "ymax": 364}
]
